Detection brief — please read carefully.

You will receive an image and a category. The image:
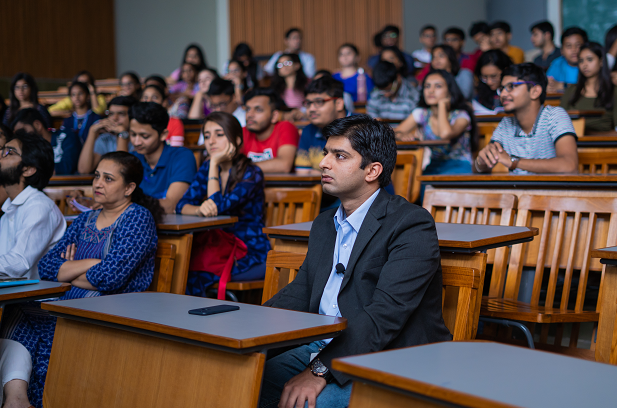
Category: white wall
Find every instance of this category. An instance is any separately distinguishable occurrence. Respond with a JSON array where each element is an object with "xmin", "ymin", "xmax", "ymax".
[{"xmin": 114, "ymin": 0, "xmax": 227, "ymax": 77}]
